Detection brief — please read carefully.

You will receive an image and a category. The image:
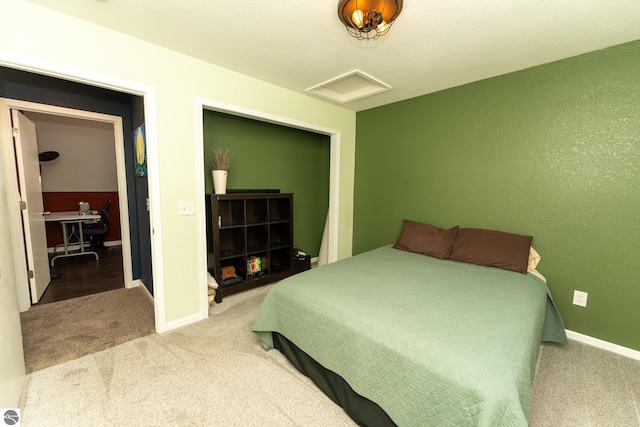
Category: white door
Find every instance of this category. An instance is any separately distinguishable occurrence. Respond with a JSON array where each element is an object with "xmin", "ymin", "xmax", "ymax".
[{"xmin": 12, "ymin": 110, "xmax": 51, "ymax": 303}]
